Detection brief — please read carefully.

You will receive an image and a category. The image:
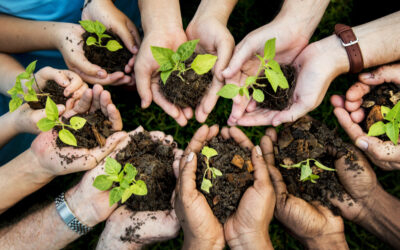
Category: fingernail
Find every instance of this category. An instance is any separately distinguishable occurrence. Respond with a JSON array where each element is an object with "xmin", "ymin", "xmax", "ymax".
[
  {"xmin": 132, "ymin": 45, "xmax": 138, "ymax": 53},
  {"xmin": 360, "ymin": 72, "xmax": 374, "ymax": 79},
  {"xmin": 62, "ymin": 80, "xmax": 68, "ymax": 86},
  {"xmin": 356, "ymin": 138, "xmax": 368, "ymax": 151},
  {"xmin": 222, "ymin": 67, "xmax": 230, "ymax": 76},
  {"xmin": 187, "ymin": 152, "xmax": 194, "ymax": 163},
  {"xmin": 255, "ymin": 145, "xmax": 262, "ymax": 156},
  {"xmin": 141, "ymin": 100, "xmax": 147, "ymax": 108},
  {"xmin": 97, "ymin": 70, "xmax": 106, "ymax": 78}
]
